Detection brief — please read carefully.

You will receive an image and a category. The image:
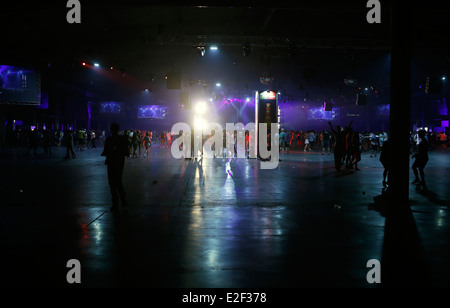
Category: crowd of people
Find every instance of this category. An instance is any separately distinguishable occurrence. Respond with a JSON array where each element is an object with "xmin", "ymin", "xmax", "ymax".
[
  {"xmin": 1, "ymin": 123, "xmax": 445, "ymax": 210},
  {"xmin": 277, "ymin": 128, "xmax": 395, "ymax": 156},
  {"xmin": 3, "ymin": 125, "xmax": 448, "ymax": 168},
  {"xmin": 278, "ymin": 125, "xmax": 390, "ymax": 173},
  {"xmin": 5, "ymin": 128, "xmax": 107, "ymax": 156},
  {"xmin": 3, "ymin": 127, "xmax": 176, "ymax": 158},
  {"xmin": 120, "ymin": 129, "xmax": 173, "ymax": 159},
  {"xmin": 410, "ymin": 130, "xmax": 448, "ymax": 151}
]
